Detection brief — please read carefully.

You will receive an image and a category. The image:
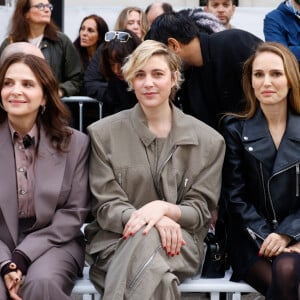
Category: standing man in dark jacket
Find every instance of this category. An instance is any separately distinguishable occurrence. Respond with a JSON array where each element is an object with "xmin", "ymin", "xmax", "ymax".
[
  {"xmin": 264, "ymin": 0, "xmax": 300, "ymax": 65},
  {"xmin": 146, "ymin": 12, "xmax": 262, "ymax": 129}
]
